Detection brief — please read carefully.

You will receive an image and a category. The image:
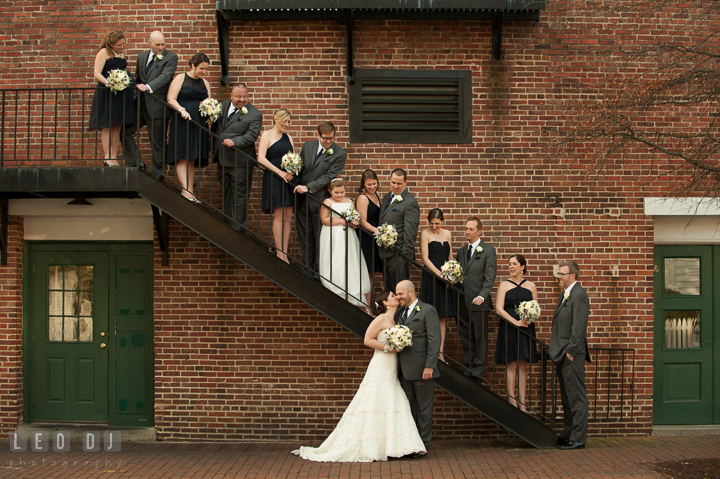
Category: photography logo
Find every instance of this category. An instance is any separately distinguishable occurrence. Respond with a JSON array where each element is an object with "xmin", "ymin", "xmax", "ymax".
[{"xmin": 10, "ymin": 430, "xmax": 121, "ymax": 452}]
